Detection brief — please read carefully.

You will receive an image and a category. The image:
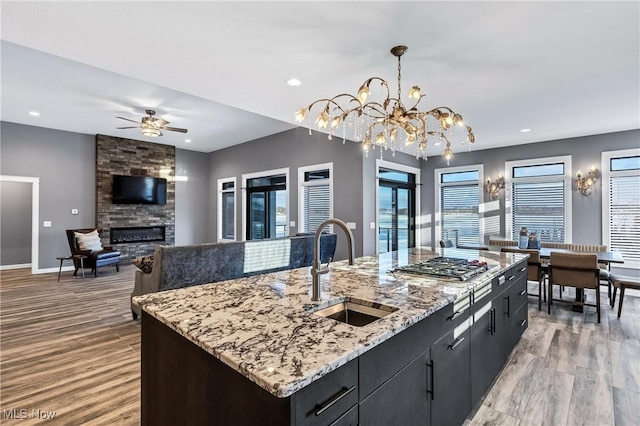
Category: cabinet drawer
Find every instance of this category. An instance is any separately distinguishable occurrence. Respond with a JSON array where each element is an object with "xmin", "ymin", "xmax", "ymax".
[
  {"xmin": 492, "ymin": 268, "xmax": 513, "ymax": 293},
  {"xmin": 293, "ymin": 359, "xmax": 358, "ymax": 426},
  {"xmin": 510, "ymin": 273, "xmax": 528, "ymax": 310}
]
